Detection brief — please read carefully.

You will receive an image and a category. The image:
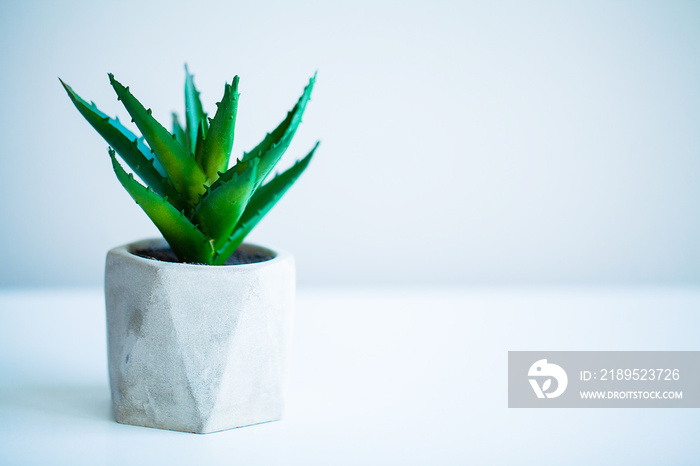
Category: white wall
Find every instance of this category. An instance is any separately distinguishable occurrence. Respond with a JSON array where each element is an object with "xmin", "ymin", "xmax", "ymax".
[{"xmin": 1, "ymin": 0, "xmax": 699, "ymax": 288}]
